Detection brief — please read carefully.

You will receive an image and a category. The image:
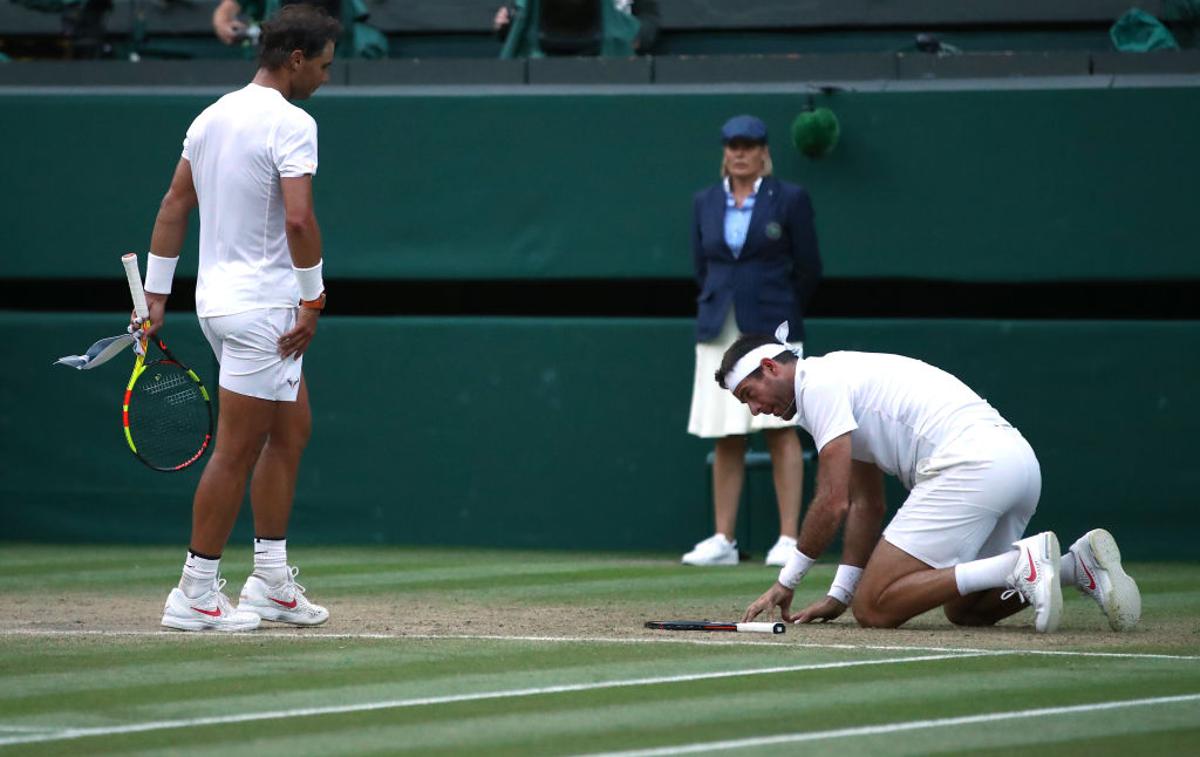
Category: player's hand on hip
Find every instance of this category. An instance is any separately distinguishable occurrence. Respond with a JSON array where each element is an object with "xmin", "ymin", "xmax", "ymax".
[
  {"xmin": 792, "ymin": 596, "xmax": 848, "ymax": 624},
  {"xmin": 279, "ymin": 307, "xmax": 319, "ymax": 360},
  {"xmin": 742, "ymin": 582, "xmax": 794, "ymax": 623}
]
